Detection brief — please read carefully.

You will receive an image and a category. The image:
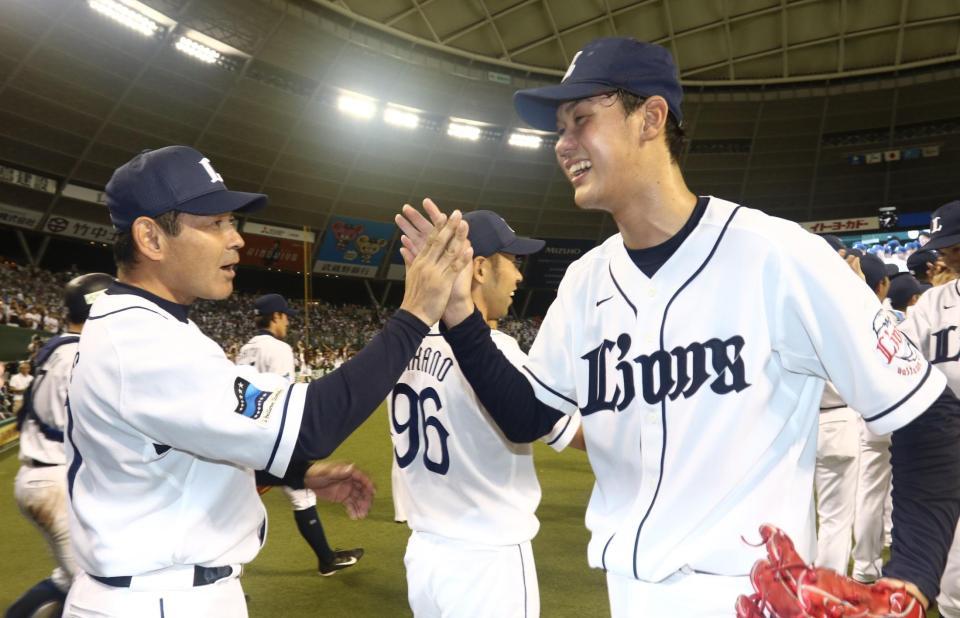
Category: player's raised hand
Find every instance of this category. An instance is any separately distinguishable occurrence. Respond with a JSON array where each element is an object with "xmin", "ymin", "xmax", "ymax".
[
  {"xmin": 442, "ymin": 256, "xmax": 476, "ymax": 328},
  {"xmin": 396, "ymin": 198, "xmax": 445, "ymax": 262},
  {"xmin": 304, "ymin": 461, "xmax": 375, "ymax": 520},
  {"xmin": 399, "ymin": 208, "xmax": 473, "ymax": 325}
]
